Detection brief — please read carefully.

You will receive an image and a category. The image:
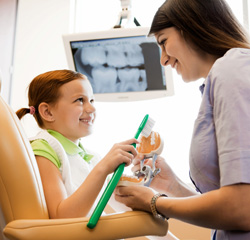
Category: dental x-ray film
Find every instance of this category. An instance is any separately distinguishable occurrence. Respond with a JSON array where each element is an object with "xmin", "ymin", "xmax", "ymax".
[
  {"xmin": 63, "ymin": 27, "xmax": 174, "ymax": 101},
  {"xmin": 71, "ymin": 35, "xmax": 166, "ymax": 94}
]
